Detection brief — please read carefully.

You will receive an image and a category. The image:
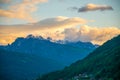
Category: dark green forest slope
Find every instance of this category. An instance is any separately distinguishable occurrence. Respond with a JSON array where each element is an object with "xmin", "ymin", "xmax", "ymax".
[{"xmin": 37, "ymin": 35, "xmax": 120, "ymax": 80}]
